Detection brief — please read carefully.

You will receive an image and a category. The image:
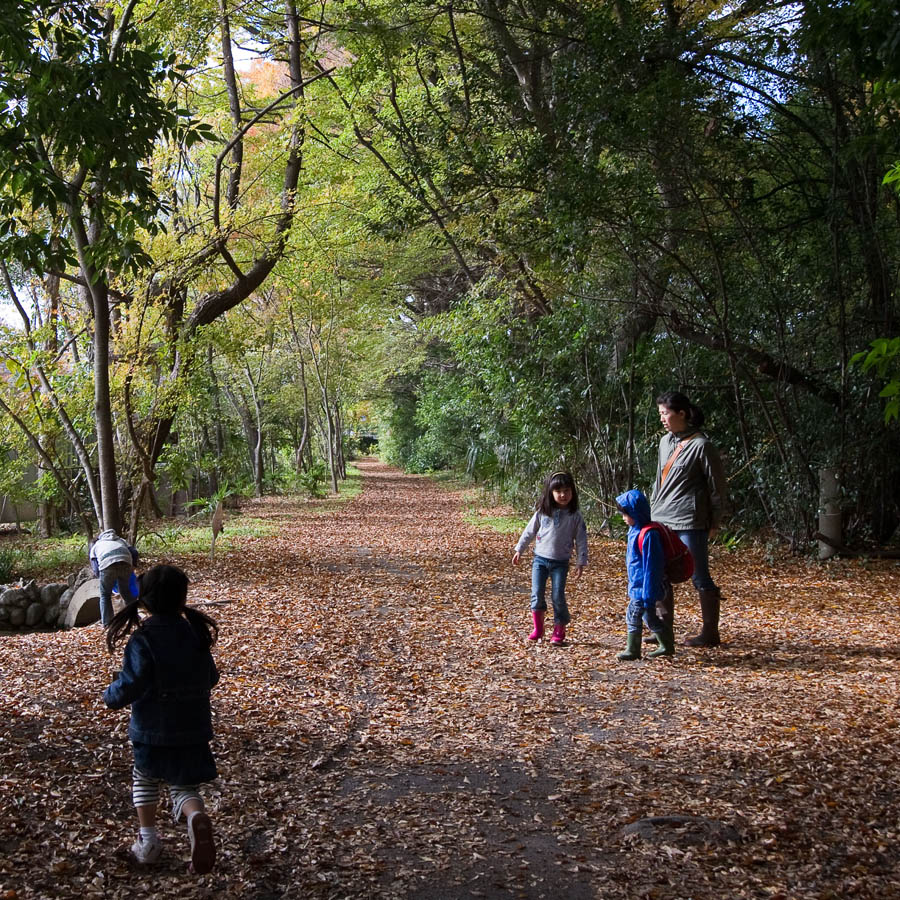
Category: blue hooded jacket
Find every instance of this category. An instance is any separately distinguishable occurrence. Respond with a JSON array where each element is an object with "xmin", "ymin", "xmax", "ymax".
[{"xmin": 616, "ymin": 489, "xmax": 665, "ymax": 604}]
